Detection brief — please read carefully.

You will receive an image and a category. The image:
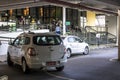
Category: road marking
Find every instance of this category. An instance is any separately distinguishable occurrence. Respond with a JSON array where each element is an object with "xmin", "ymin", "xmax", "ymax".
[
  {"xmin": 45, "ymin": 71, "xmax": 75, "ymax": 80},
  {"xmin": 109, "ymin": 57, "xmax": 118, "ymax": 62},
  {"xmin": 68, "ymin": 55, "xmax": 90, "ymax": 61}
]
